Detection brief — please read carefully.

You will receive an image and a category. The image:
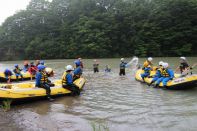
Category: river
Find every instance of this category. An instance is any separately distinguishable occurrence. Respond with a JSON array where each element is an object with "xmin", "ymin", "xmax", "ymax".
[{"xmin": 0, "ymin": 57, "xmax": 197, "ymax": 131}]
